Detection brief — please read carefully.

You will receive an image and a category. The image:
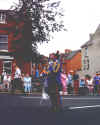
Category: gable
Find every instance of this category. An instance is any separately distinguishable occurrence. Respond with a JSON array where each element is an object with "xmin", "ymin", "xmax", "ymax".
[{"xmin": 65, "ymin": 50, "xmax": 81, "ymax": 60}]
